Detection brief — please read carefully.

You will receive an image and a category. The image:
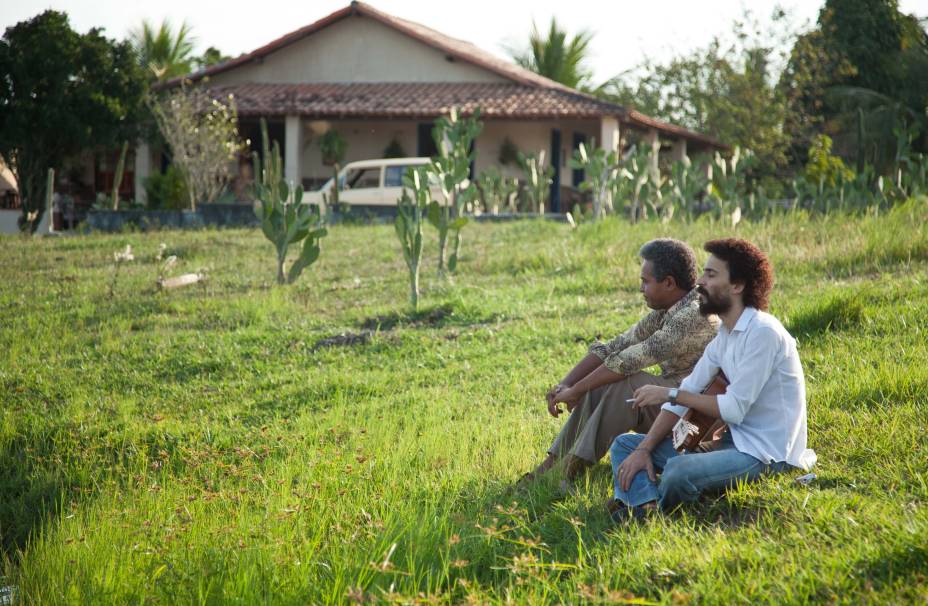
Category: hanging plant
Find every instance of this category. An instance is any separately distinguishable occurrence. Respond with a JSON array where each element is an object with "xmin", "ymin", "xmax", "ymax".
[{"xmin": 383, "ymin": 138, "xmax": 406, "ymax": 158}]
